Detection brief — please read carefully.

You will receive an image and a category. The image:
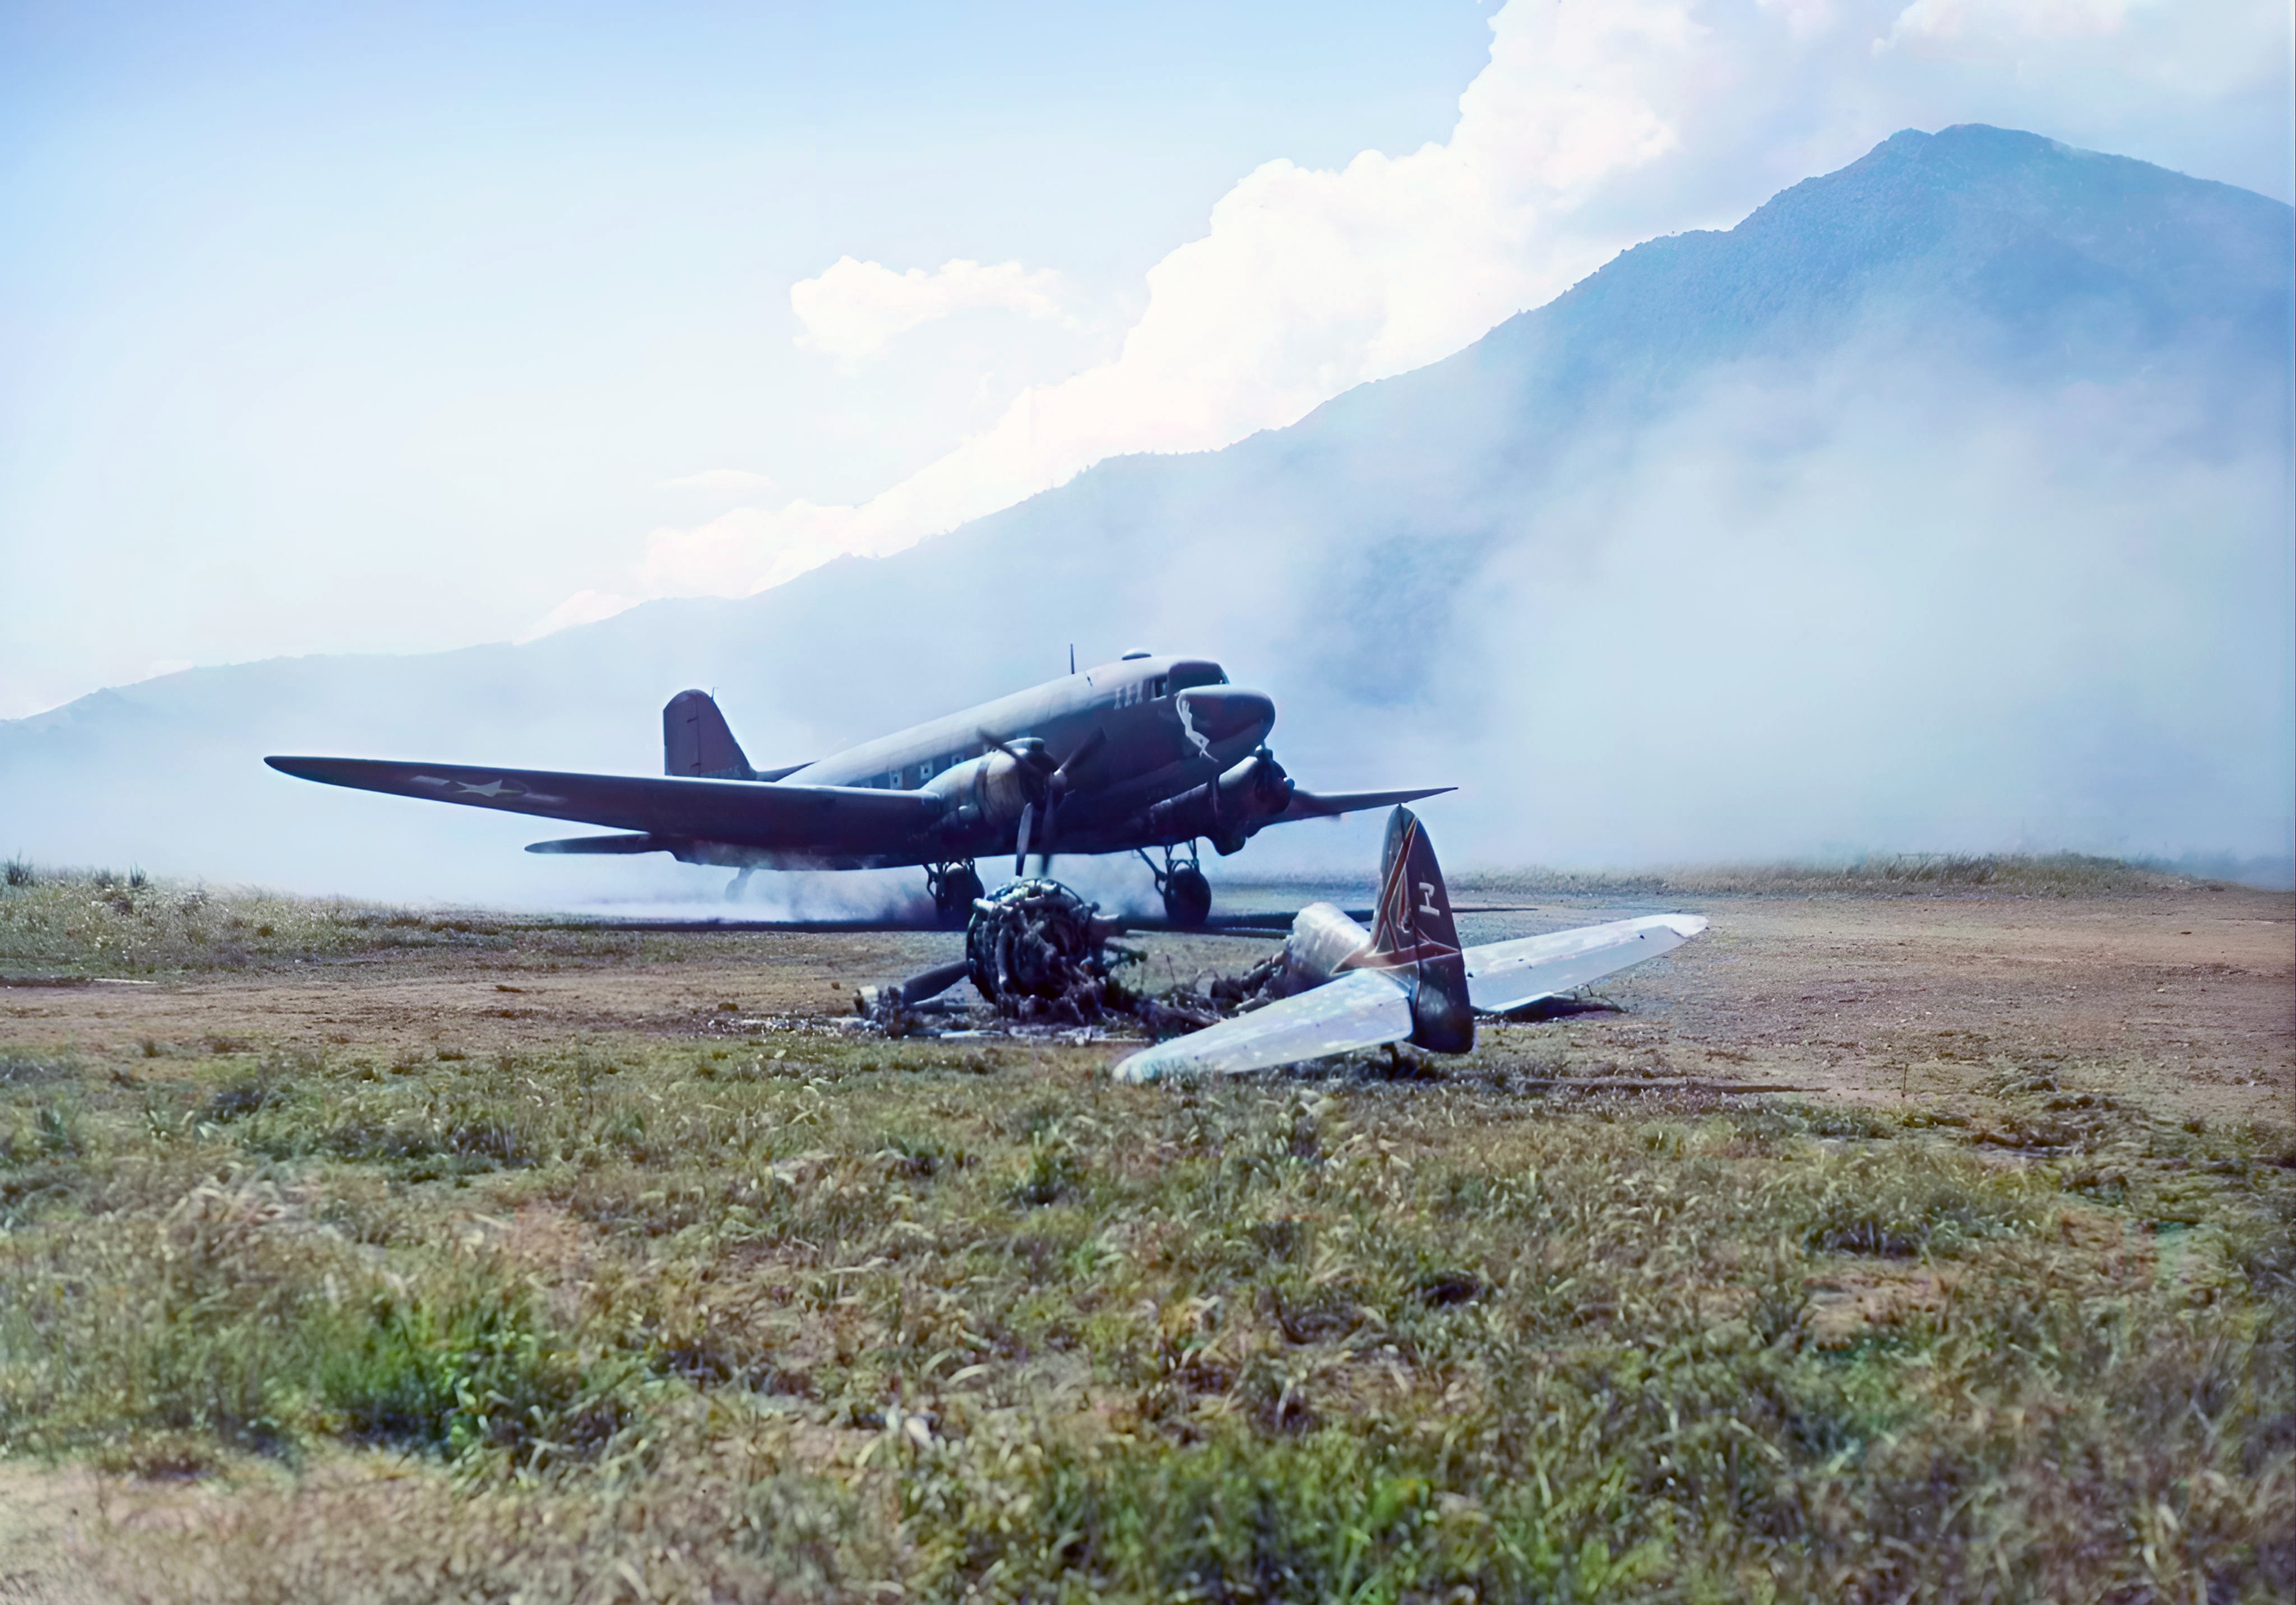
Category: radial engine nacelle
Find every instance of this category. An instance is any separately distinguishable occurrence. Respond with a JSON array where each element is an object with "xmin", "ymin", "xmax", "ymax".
[
  {"xmin": 1142, "ymin": 749, "xmax": 1293, "ymax": 855},
  {"xmin": 924, "ymin": 743, "xmax": 1038, "ymax": 831}
]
